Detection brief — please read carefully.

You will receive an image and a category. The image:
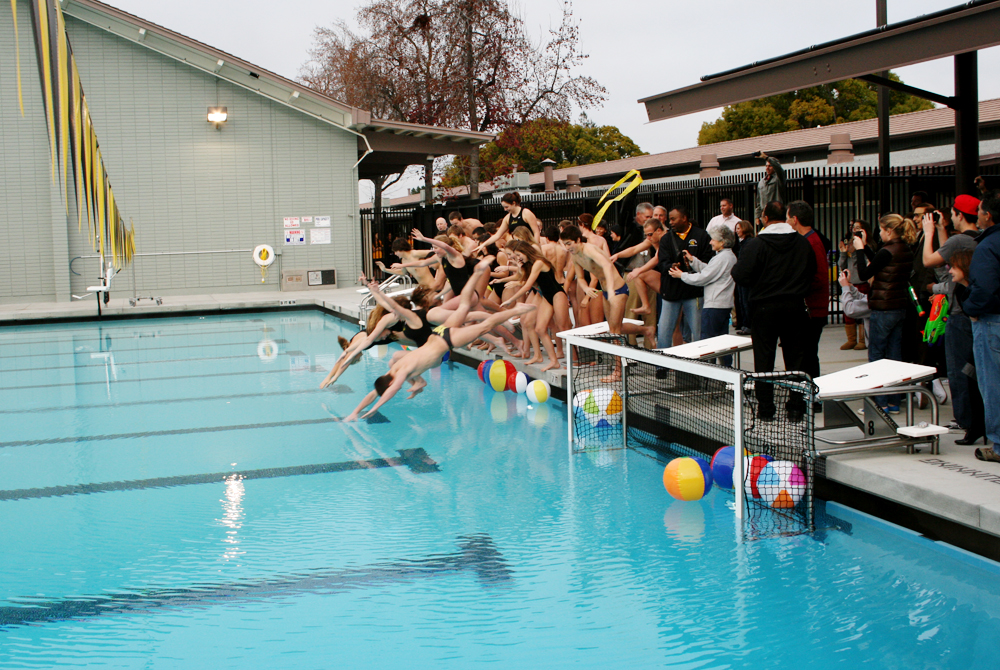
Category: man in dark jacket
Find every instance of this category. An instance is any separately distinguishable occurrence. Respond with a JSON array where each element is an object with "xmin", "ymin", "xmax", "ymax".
[
  {"xmin": 966, "ymin": 192, "xmax": 1000, "ymax": 461},
  {"xmin": 656, "ymin": 207, "xmax": 713, "ymax": 347},
  {"xmin": 731, "ymin": 201, "xmax": 816, "ymax": 422}
]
